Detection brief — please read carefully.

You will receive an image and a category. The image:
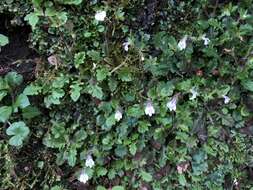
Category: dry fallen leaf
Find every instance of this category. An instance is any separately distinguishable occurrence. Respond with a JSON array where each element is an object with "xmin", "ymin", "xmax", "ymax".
[{"xmin": 48, "ymin": 55, "xmax": 60, "ymax": 68}]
